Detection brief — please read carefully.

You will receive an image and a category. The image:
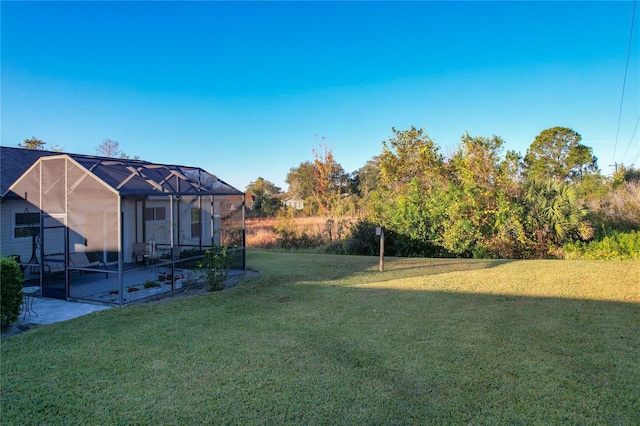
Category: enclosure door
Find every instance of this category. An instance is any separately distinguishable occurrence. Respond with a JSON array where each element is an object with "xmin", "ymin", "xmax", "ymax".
[{"xmin": 41, "ymin": 214, "xmax": 68, "ymax": 299}]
